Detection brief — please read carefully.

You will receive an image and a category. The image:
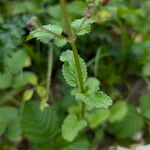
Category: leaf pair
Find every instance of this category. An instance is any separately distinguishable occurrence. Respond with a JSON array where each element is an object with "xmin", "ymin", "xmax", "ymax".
[
  {"xmin": 60, "ymin": 50, "xmax": 112, "ymax": 109},
  {"xmin": 27, "ymin": 17, "xmax": 95, "ymax": 47}
]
